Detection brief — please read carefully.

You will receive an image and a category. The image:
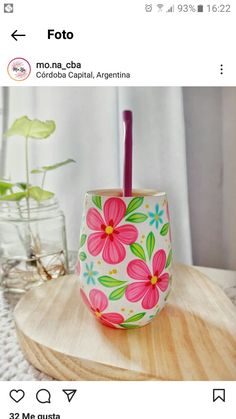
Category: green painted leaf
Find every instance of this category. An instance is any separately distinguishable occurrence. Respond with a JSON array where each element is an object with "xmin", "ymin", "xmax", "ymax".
[
  {"xmin": 109, "ymin": 285, "xmax": 127, "ymax": 301},
  {"xmin": 164, "ymin": 290, "xmax": 171, "ymax": 301},
  {"xmin": 124, "ymin": 312, "xmax": 146, "ymax": 323},
  {"xmin": 146, "ymin": 231, "xmax": 155, "ymax": 260},
  {"xmin": 5, "ymin": 116, "xmax": 56, "ymax": 139},
  {"xmin": 130, "ymin": 243, "xmax": 146, "ymax": 261},
  {"xmin": 0, "ymin": 191, "xmax": 26, "ymax": 201},
  {"xmin": 126, "ymin": 213, "xmax": 148, "ymax": 223},
  {"xmin": 31, "ymin": 158, "xmax": 76, "ymax": 174},
  {"xmin": 92, "ymin": 195, "xmax": 102, "ymax": 210},
  {"xmin": 165, "ymin": 249, "xmax": 172, "ymax": 268},
  {"xmin": 120, "ymin": 324, "xmax": 139, "ymax": 329},
  {"xmin": 98, "ymin": 276, "xmax": 127, "ymax": 288},
  {"xmin": 160, "ymin": 223, "xmax": 169, "ymax": 236},
  {"xmin": 28, "ymin": 186, "xmax": 54, "ymax": 202},
  {"xmin": 0, "ymin": 180, "xmax": 14, "ymax": 195},
  {"xmin": 80, "ymin": 234, "xmax": 87, "ymax": 248},
  {"xmin": 79, "ymin": 252, "xmax": 87, "ymax": 261},
  {"xmin": 125, "ymin": 197, "xmax": 144, "ymax": 216}
]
